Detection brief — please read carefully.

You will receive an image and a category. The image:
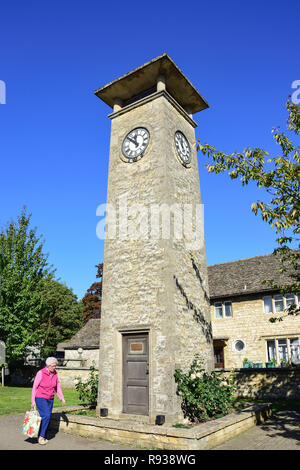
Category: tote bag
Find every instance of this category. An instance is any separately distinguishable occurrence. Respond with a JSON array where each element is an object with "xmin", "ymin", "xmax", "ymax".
[{"xmin": 22, "ymin": 407, "xmax": 41, "ymax": 438}]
